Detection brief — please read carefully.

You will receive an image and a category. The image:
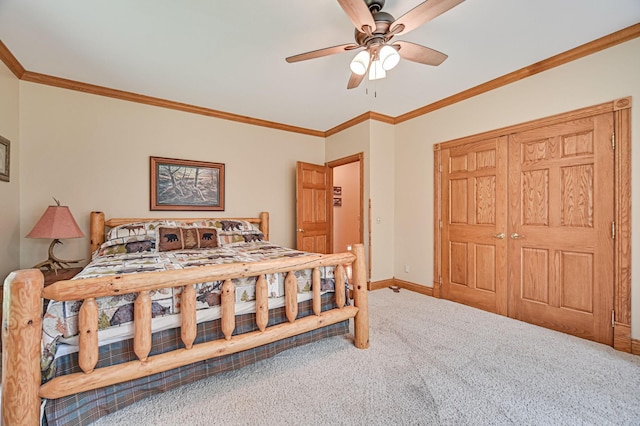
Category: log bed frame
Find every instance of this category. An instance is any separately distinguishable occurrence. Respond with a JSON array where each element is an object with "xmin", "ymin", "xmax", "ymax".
[{"xmin": 2, "ymin": 211, "xmax": 369, "ymax": 425}]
